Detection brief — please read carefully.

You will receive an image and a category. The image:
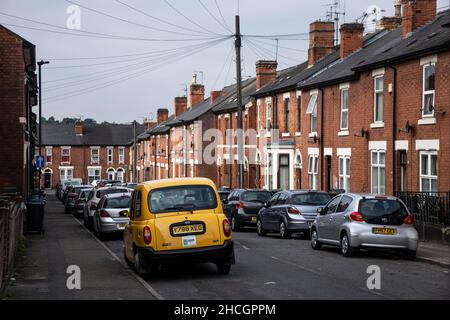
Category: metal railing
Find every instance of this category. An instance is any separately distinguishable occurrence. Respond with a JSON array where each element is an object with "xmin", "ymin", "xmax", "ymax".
[{"xmin": 396, "ymin": 191, "xmax": 450, "ymax": 227}]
